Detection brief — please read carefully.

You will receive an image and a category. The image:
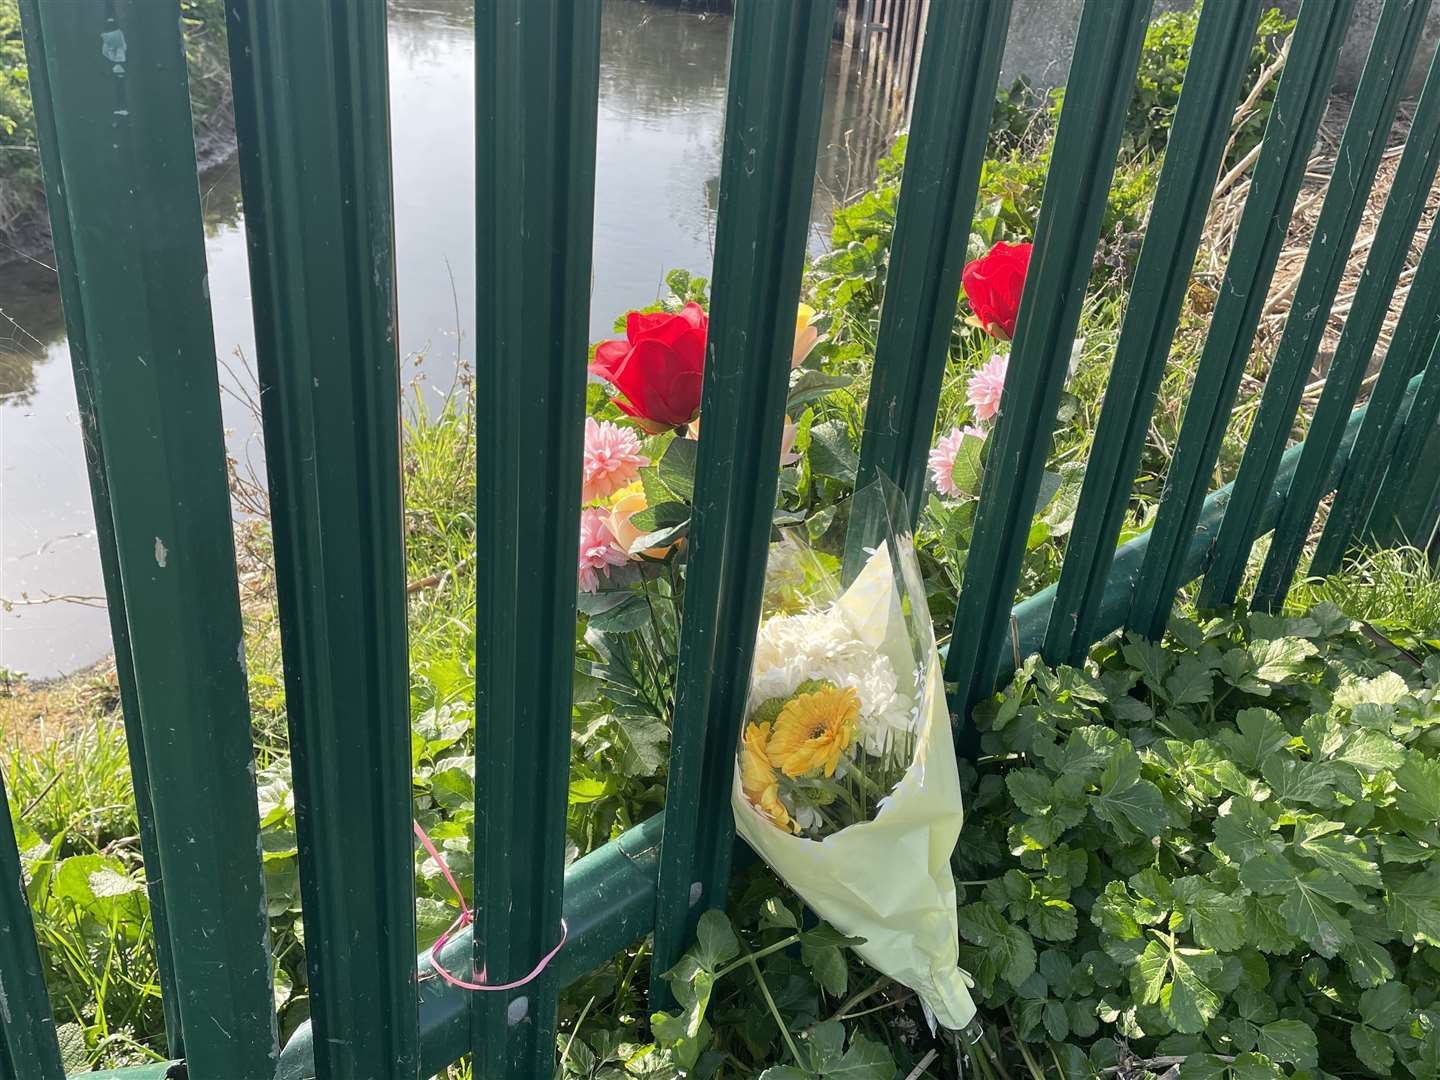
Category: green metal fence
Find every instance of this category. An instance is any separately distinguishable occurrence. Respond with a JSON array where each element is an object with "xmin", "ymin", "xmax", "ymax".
[{"xmin": 3, "ymin": 0, "xmax": 1438, "ymax": 1077}]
